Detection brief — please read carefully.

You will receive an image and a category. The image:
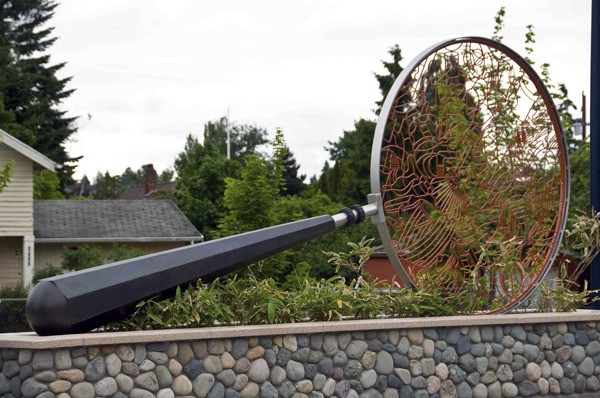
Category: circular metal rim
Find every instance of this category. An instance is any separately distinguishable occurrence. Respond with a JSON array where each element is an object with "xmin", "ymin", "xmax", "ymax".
[{"xmin": 370, "ymin": 36, "xmax": 571, "ymax": 313}]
